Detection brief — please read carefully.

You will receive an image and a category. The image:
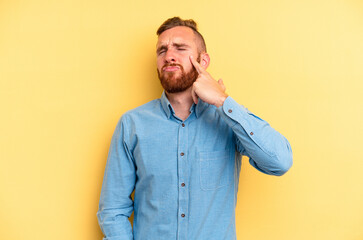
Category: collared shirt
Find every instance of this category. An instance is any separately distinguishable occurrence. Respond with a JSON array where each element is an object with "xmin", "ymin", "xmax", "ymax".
[{"xmin": 97, "ymin": 92, "xmax": 293, "ymax": 240}]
